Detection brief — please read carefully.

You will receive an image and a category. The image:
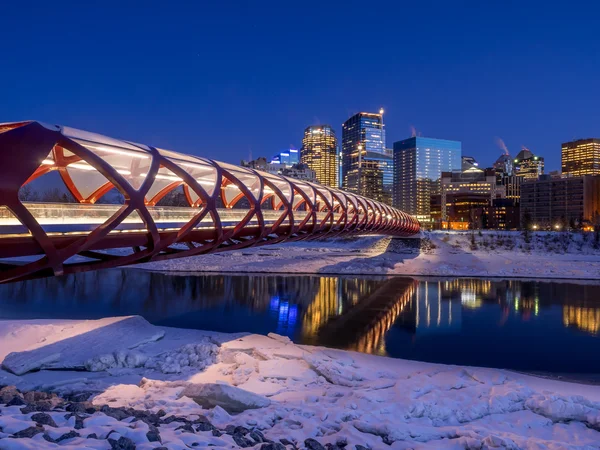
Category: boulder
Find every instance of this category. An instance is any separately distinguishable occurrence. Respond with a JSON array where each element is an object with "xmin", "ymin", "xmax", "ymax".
[{"xmin": 180, "ymin": 383, "xmax": 270, "ymax": 413}]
